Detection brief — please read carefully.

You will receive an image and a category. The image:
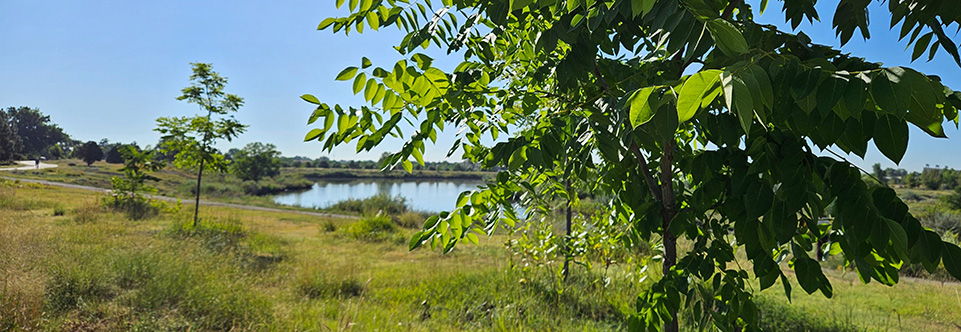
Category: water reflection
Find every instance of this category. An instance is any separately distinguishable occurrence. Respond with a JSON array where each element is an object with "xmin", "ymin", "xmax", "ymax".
[{"xmin": 270, "ymin": 179, "xmax": 485, "ymax": 213}]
